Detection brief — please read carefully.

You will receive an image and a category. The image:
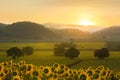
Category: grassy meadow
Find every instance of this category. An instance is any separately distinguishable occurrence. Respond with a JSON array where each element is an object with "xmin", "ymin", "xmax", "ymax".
[{"xmin": 0, "ymin": 42, "xmax": 120, "ymax": 72}]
